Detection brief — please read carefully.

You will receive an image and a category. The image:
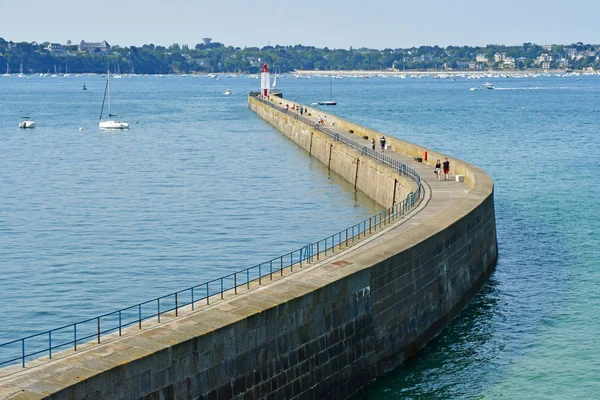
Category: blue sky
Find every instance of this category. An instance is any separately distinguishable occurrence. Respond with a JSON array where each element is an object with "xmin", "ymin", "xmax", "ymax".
[{"xmin": 1, "ymin": 0, "xmax": 599, "ymax": 49}]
